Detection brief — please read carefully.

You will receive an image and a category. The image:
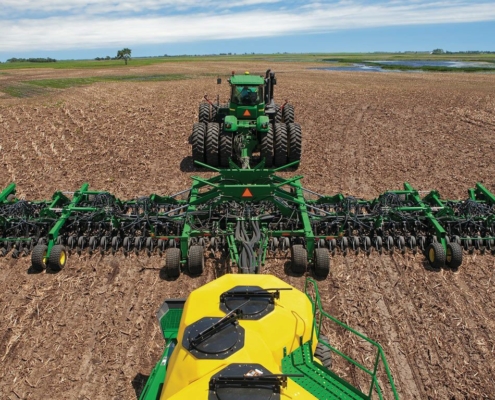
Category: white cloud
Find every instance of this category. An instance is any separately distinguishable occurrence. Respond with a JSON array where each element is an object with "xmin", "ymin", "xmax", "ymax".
[
  {"xmin": 1, "ymin": 1, "xmax": 495, "ymax": 51},
  {"xmin": 0, "ymin": 0, "xmax": 282, "ymax": 14}
]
